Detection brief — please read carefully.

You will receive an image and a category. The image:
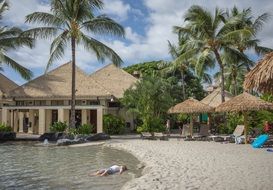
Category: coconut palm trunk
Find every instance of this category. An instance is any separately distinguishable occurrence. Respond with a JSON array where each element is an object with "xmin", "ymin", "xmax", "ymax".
[
  {"xmin": 181, "ymin": 71, "xmax": 186, "ymax": 100},
  {"xmin": 70, "ymin": 37, "xmax": 76, "ymax": 128},
  {"xmin": 213, "ymin": 49, "xmax": 225, "ymax": 103}
]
